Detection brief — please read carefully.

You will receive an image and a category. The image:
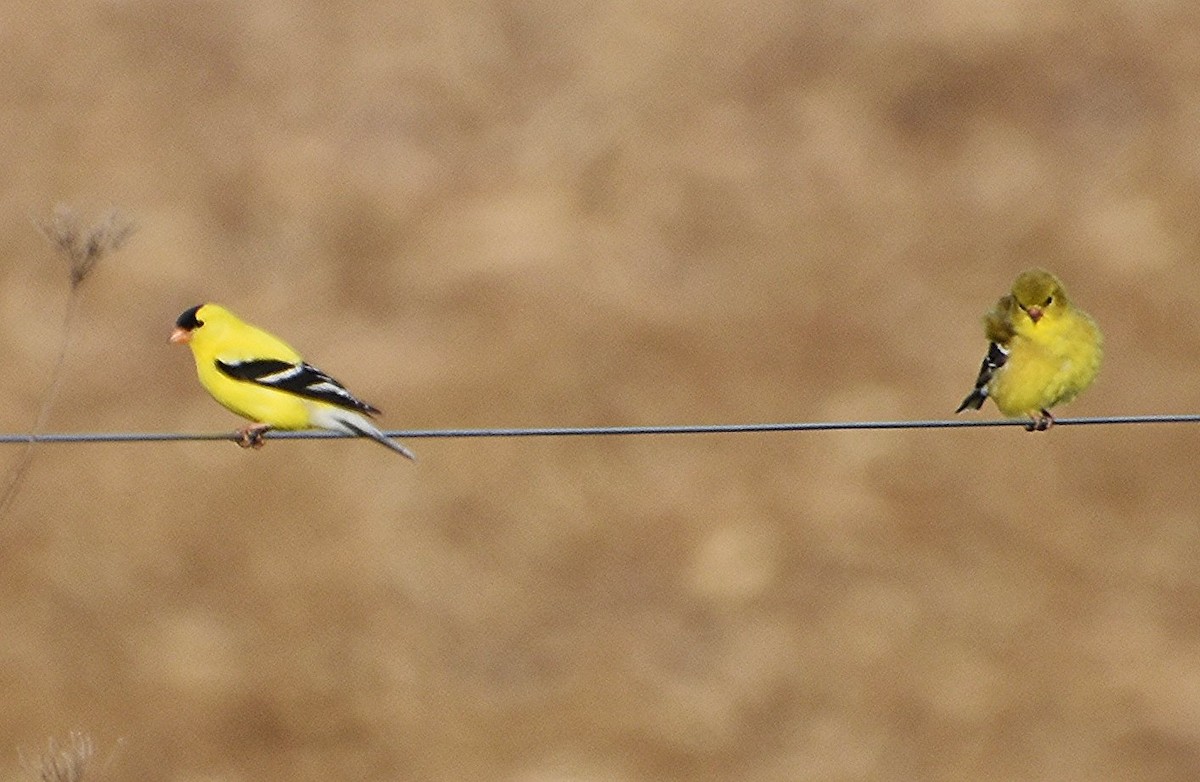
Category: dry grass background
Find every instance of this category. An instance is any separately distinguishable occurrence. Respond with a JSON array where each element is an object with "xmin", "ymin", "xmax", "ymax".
[{"xmin": 1, "ymin": 1, "xmax": 1199, "ymax": 780}]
